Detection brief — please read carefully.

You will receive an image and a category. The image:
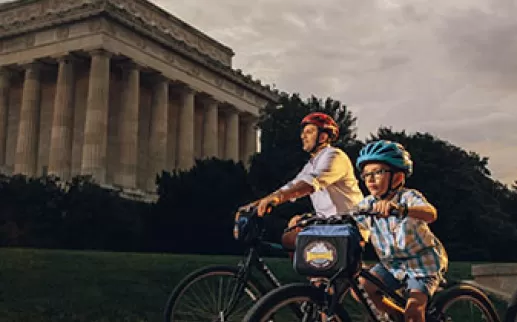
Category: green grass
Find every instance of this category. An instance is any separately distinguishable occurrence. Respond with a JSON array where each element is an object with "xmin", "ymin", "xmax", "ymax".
[{"xmin": 0, "ymin": 248, "xmax": 508, "ymax": 321}]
